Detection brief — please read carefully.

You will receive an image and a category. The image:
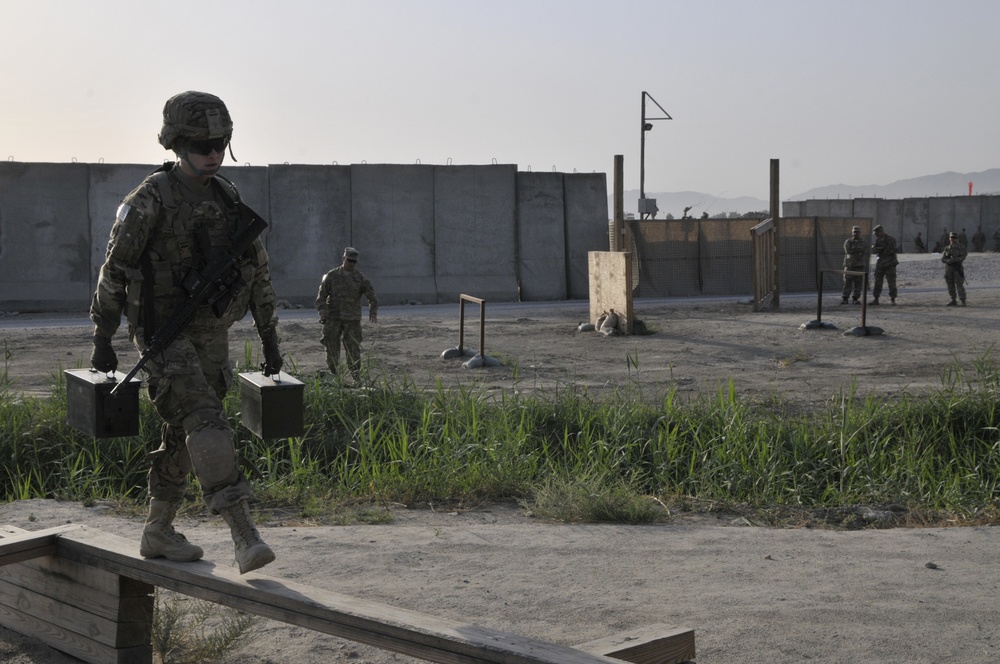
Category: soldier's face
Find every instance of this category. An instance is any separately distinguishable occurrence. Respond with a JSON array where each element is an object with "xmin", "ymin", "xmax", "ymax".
[
  {"xmin": 178, "ymin": 141, "xmax": 225, "ymax": 181},
  {"xmin": 343, "ymin": 256, "xmax": 357, "ymax": 271}
]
